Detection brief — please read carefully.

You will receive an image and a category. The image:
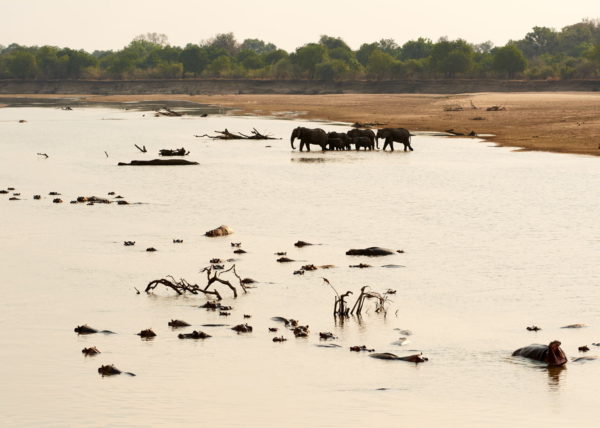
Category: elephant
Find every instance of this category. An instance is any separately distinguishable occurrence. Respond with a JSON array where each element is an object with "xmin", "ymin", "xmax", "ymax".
[
  {"xmin": 351, "ymin": 136, "xmax": 374, "ymax": 150},
  {"xmin": 348, "ymin": 128, "xmax": 377, "ymax": 149},
  {"xmin": 512, "ymin": 340, "xmax": 567, "ymax": 366},
  {"xmin": 291, "ymin": 127, "xmax": 328, "ymax": 151},
  {"xmin": 327, "ymin": 137, "xmax": 345, "ymax": 151},
  {"xmin": 376, "ymin": 128, "xmax": 413, "ymax": 151},
  {"xmin": 327, "ymin": 132, "xmax": 352, "ymax": 150}
]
